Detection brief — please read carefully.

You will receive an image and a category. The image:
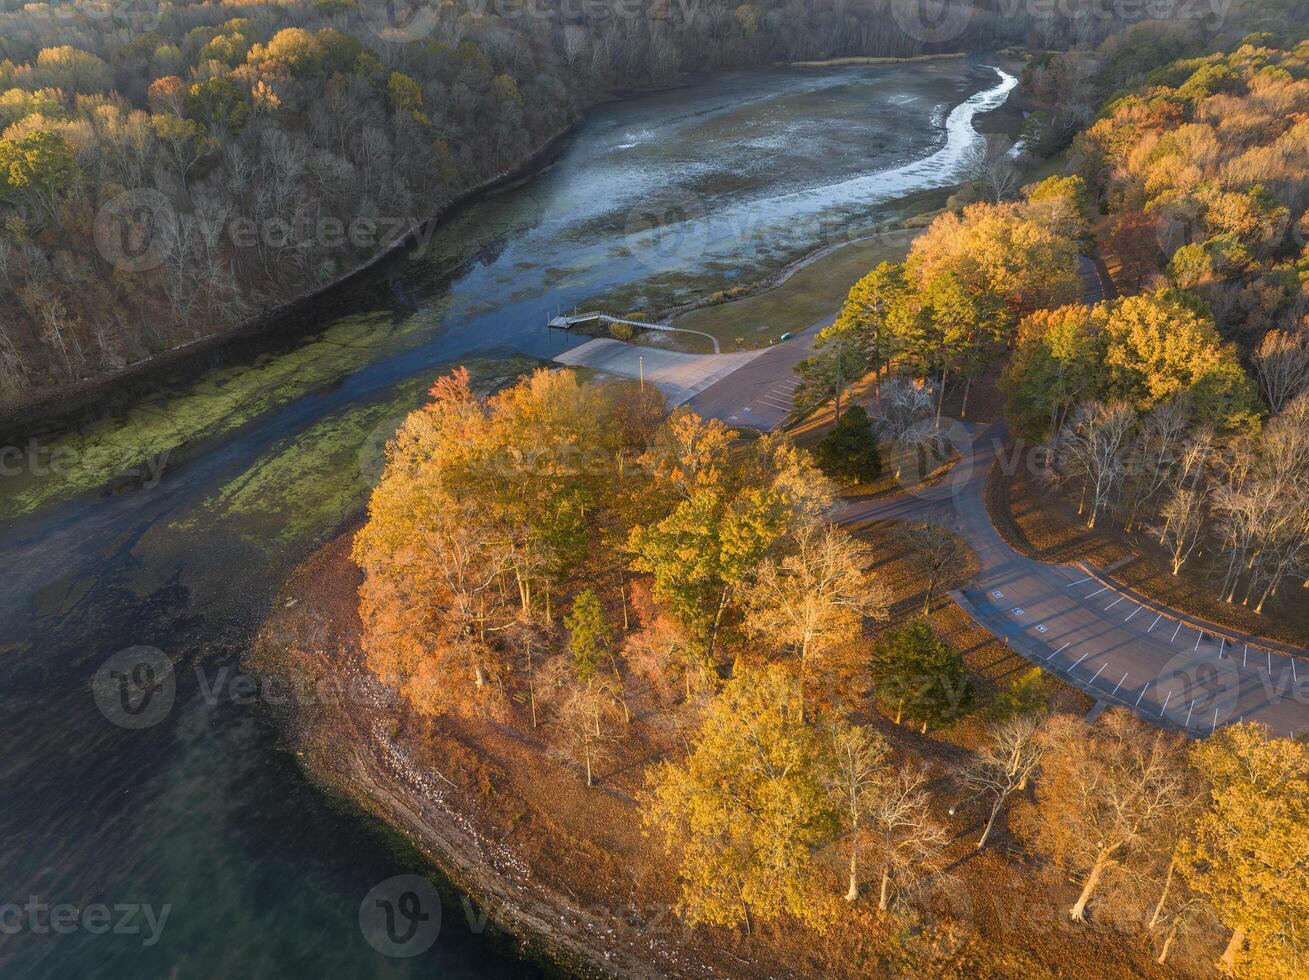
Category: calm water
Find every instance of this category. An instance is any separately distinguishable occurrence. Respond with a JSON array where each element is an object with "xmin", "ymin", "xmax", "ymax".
[{"xmin": 0, "ymin": 60, "xmax": 1014, "ymax": 978}]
